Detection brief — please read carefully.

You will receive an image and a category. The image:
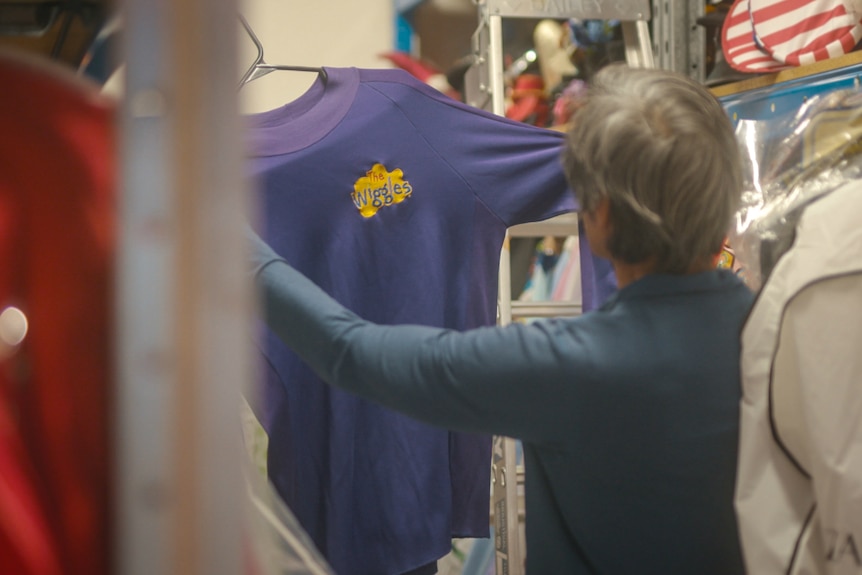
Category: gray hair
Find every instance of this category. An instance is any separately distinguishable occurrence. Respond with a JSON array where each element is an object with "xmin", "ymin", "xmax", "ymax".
[{"xmin": 562, "ymin": 63, "xmax": 743, "ymax": 274}]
